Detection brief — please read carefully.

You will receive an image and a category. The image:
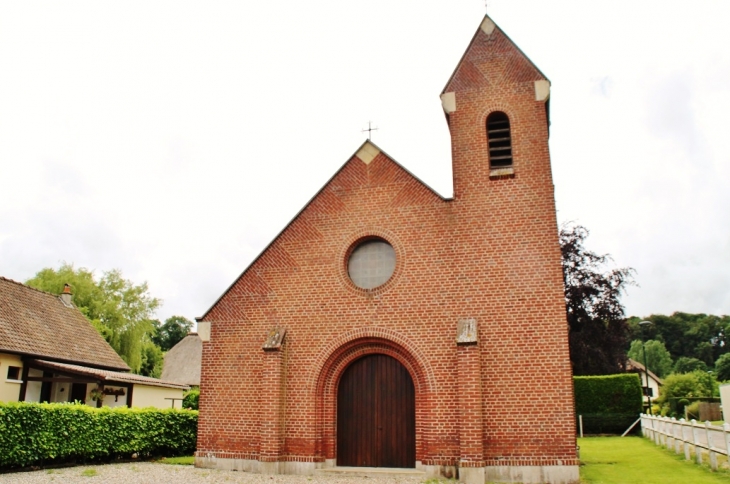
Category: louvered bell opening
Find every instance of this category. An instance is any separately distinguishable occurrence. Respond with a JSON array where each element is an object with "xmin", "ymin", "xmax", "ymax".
[{"xmin": 487, "ymin": 112, "xmax": 512, "ymax": 167}]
